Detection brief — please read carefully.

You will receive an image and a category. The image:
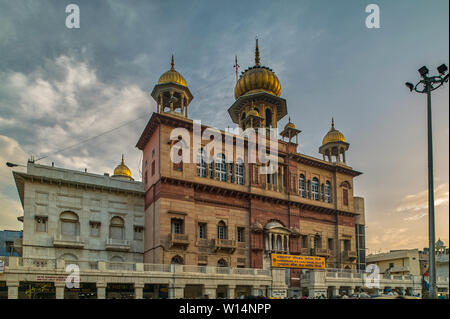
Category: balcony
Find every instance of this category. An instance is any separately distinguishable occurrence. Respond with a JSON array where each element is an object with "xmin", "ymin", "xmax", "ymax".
[
  {"xmin": 299, "ymin": 248, "xmax": 310, "ymax": 255},
  {"xmin": 195, "ymin": 238, "xmax": 211, "ymax": 248},
  {"xmin": 312, "ymin": 248, "xmax": 331, "ymax": 258},
  {"xmin": 53, "ymin": 234, "xmax": 84, "ymax": 249},
  {"xmin": 342, "ymin": 250, "xmax": 357, "ymax": 260},
  {"xmin": 169, "ymin": 233, "xmax": 190, "ymax": 248},
  {"xmin": 105, "ymin": 238, "xmax": 130, "ymax": 252},
  {"xmin": 214, "ymin": 239, "xmax": 236, "ymax": 253}
]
